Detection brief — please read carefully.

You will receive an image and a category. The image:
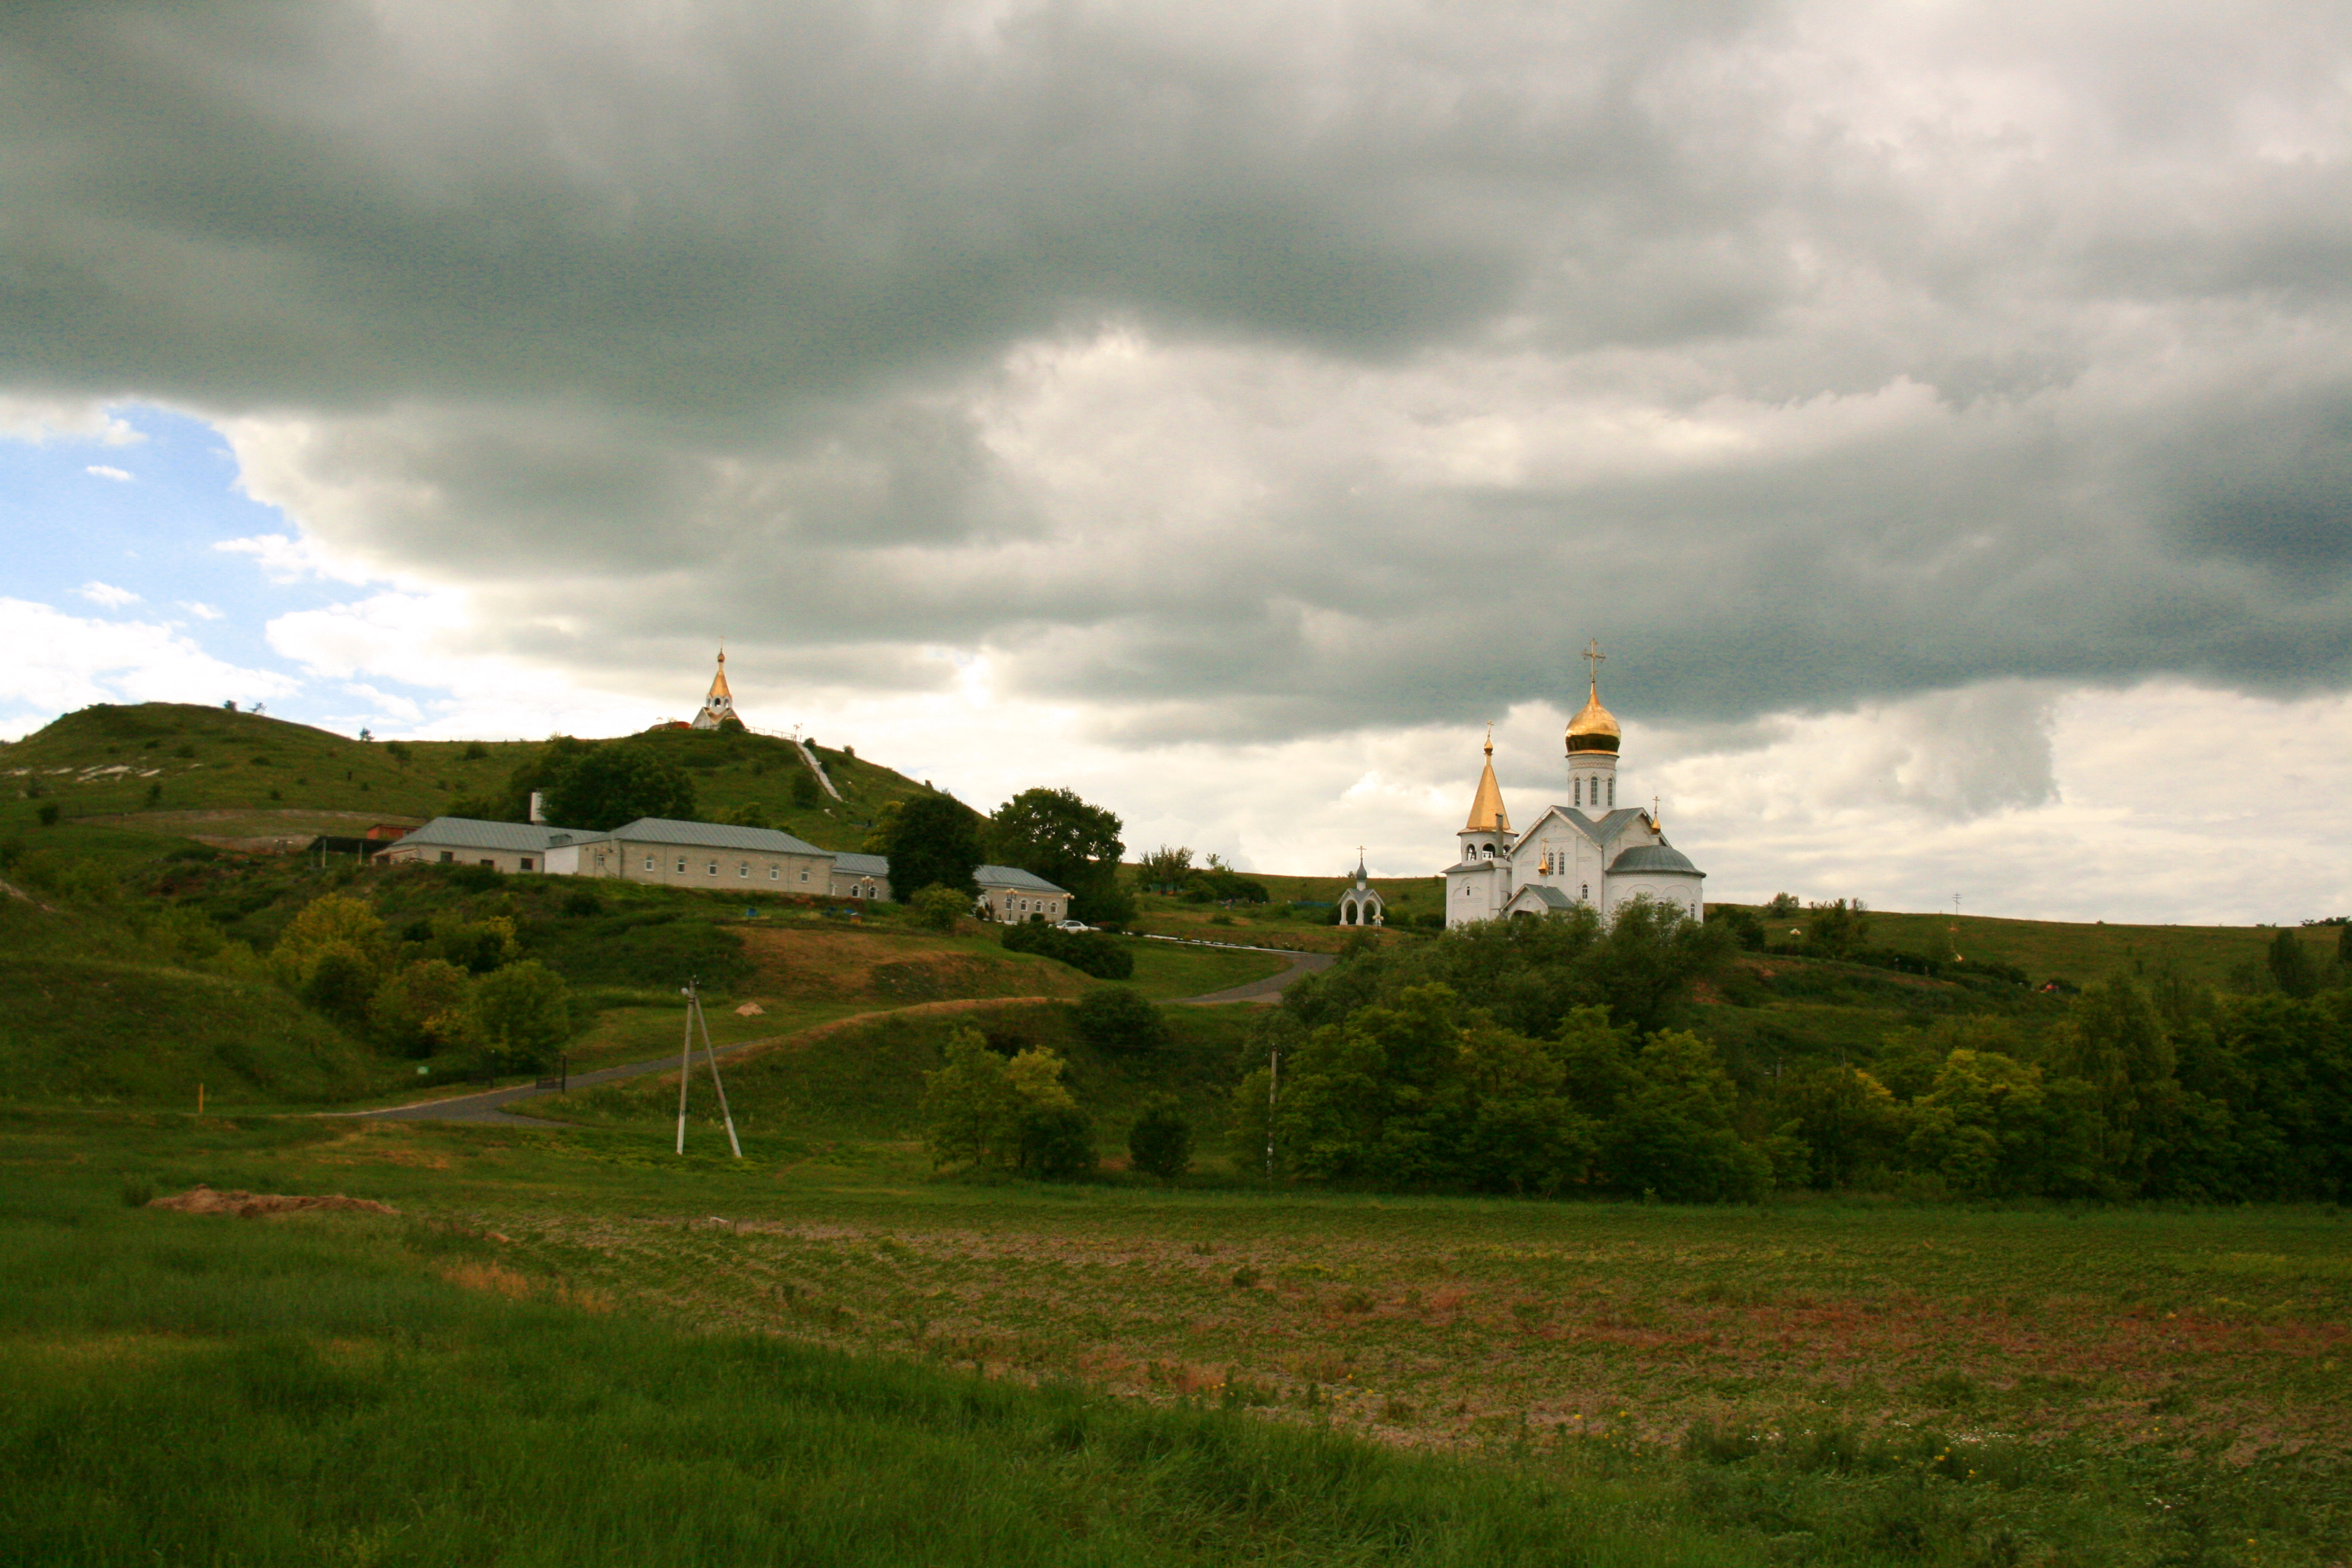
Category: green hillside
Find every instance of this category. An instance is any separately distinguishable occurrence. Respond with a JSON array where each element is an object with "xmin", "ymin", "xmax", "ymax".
[{"xmin": 2, "ymin": 702, "xmax": 936, "ymax": 852}]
